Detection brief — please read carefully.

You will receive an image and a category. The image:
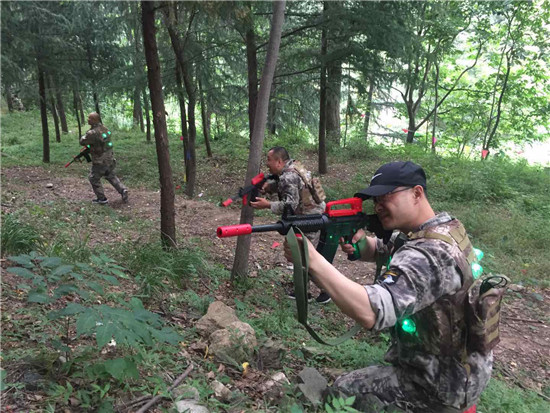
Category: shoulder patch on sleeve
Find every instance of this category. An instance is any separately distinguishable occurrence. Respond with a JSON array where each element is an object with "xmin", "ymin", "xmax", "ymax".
[{"xmin": 380, "ymin": 270, "xmax": 400, "ymax": 285}]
